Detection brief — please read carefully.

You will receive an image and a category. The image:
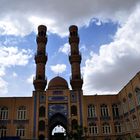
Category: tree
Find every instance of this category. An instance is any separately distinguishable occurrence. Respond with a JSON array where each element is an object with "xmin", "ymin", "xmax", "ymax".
[{"xmin": 67, "ymin": 125, "xmax": 87, "ymax": 140}]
